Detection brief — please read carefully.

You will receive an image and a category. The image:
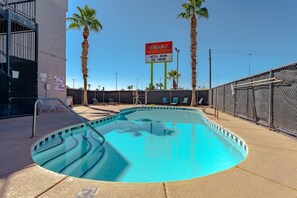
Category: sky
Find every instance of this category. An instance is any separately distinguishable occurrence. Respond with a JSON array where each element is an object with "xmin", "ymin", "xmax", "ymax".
[{"xmin": 66, "ymin": 0, "xmax": 297, "ymax": 90}]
